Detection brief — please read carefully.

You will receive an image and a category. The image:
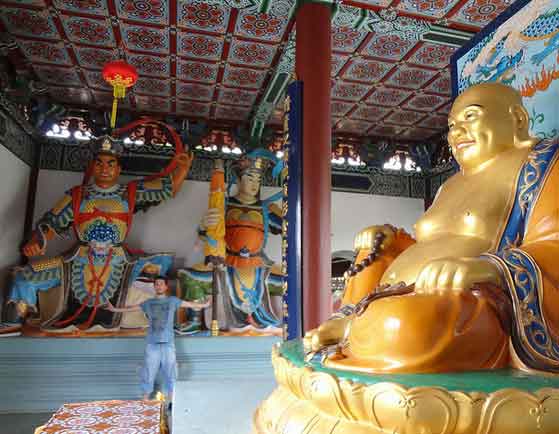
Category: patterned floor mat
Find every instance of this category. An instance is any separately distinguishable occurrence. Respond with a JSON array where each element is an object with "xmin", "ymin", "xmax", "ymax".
[{"xmin": 35, "ymin": 400, "xmax": 164, "ymax": 434}]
